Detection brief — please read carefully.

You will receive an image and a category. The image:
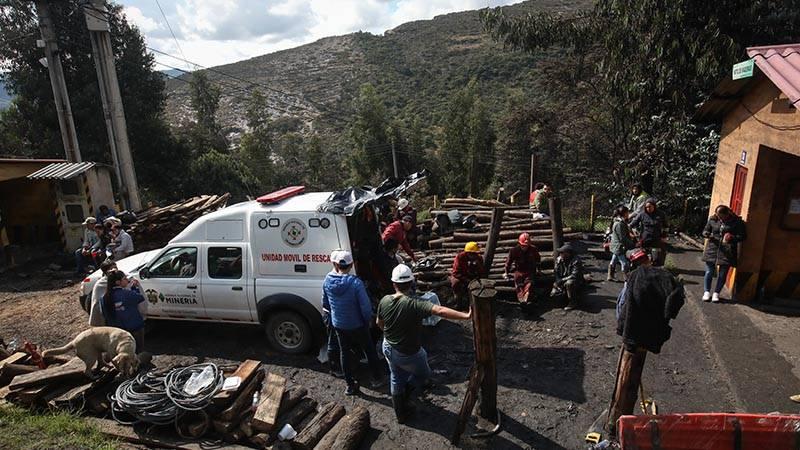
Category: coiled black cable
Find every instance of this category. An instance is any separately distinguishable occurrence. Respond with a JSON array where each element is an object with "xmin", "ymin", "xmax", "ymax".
[{"xmin": 111, "ymin": 363, "xmax": 224, "ymax": 426}]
